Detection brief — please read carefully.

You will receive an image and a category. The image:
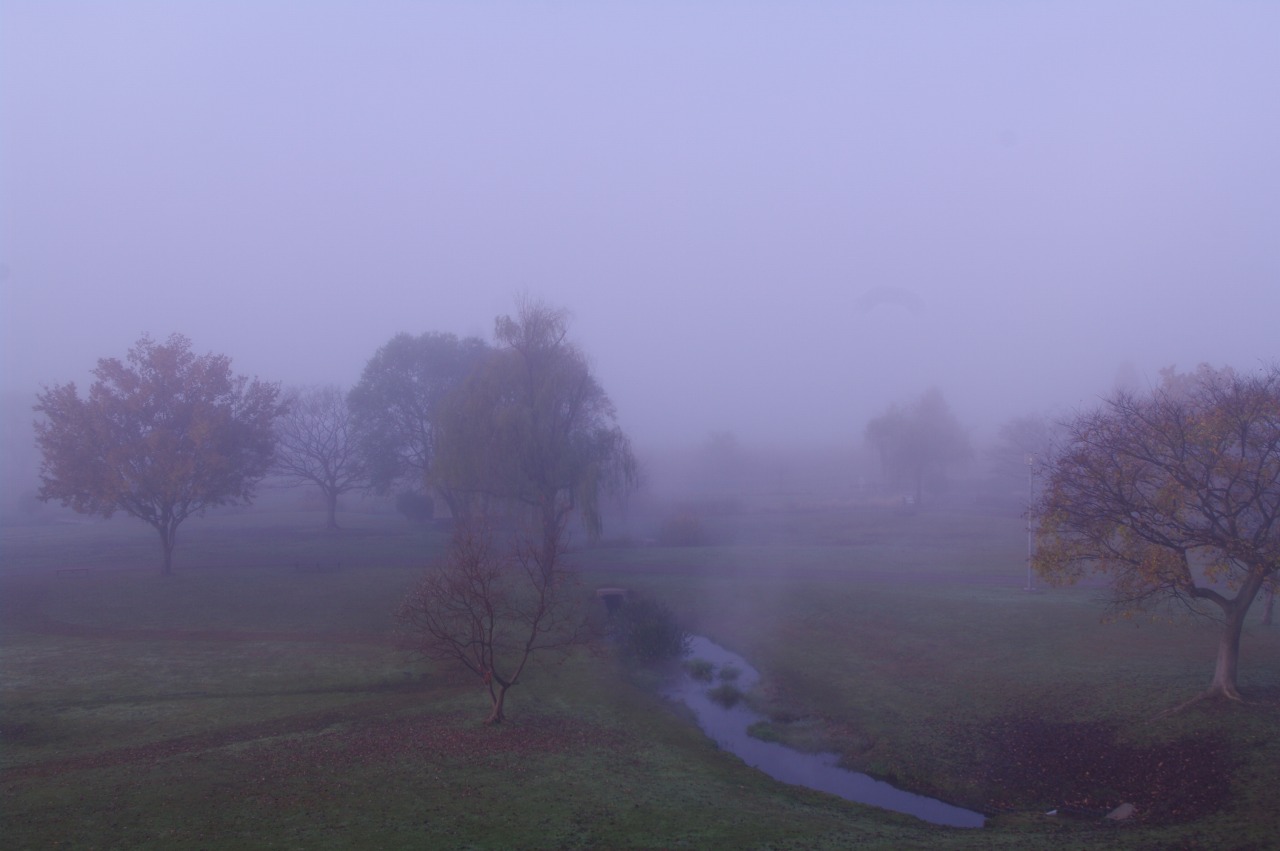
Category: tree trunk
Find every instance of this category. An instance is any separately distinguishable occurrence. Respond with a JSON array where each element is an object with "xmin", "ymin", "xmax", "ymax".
[
  {"xmin": 1207, "ymin": 611, "xmax": 1246, "ymax": 701},
  {"xmin": 1204, "ymin": 573, "xmax": 1267, "ymax": 700},
  {"xmin": 439, "ymin": 487, "xmax": 469, "ymax": 526},
  {"xmin": 325, "ymin": 490, "xmax": 339, "ymax": 530},
  {"xmin": 159, "ymin": 525, "xmax": 176, "ymax": 577},
  {"xmin": 540, "ymin": 499, "xmax": 561, "ymax": 579},
  {"xmin": 486, "ymin": 685, "xmax": 508, "ymax": 725}
]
